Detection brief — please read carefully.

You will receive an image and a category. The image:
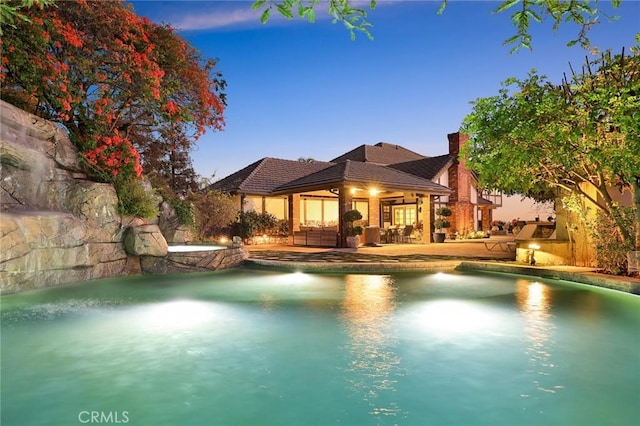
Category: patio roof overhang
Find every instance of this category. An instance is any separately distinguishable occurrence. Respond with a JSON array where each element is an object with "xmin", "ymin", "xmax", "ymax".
[{"xmin": 271, "ymin": 160, "xmax": 451, "ymax": 197}]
